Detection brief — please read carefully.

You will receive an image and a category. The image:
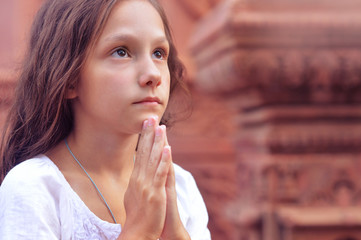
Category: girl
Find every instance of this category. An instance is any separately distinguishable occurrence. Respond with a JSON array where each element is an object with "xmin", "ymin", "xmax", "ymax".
[{"xmin": 0, "ymin": 0, "xmax": 211, "ymax": 239}]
